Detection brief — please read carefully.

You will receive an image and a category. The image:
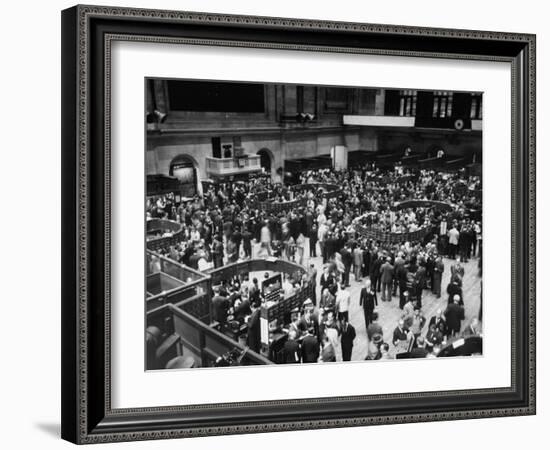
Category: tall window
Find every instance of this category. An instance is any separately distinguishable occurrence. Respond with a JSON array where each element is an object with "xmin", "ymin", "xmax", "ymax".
[
  {"xmin": 399, "ymin": 90, "xmax": 417, "ymax": 116},
  {"xmin": 432, "ymin": 91, "xmax": 453, "ymax": 118},
  {"xmin": 470, "ymin": 94, "xmax": 483, "ymax": 119}
]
